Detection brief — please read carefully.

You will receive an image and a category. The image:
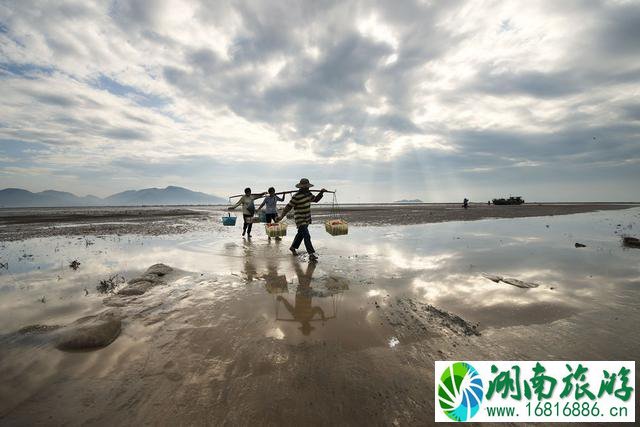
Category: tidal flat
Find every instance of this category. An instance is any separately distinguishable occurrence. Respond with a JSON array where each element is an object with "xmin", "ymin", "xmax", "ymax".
[{"xmin": 1, "ymin": 206, "xmax": 639, "ymax": 424}]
